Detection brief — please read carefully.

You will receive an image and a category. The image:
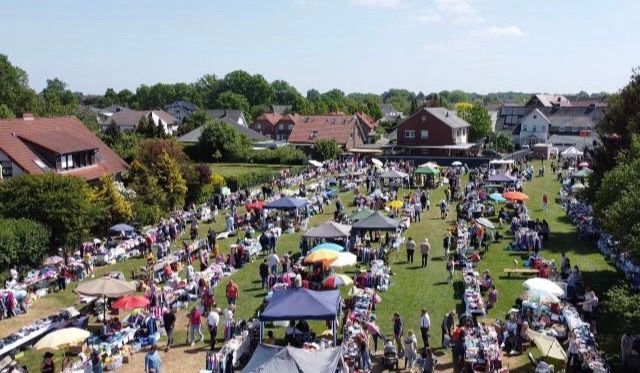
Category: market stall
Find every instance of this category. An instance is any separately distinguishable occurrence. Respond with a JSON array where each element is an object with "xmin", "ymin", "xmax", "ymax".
[{"xmin": 242, "ymin": 344, "xmax": 342, "ymax": 373}]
